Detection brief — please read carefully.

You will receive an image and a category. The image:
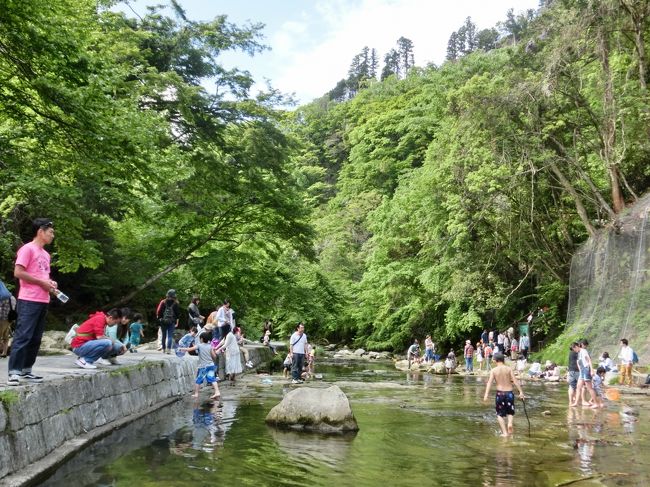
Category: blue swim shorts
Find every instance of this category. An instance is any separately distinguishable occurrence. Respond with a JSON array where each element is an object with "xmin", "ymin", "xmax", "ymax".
[
  {"xmin": 196, "ymin": 364, "xmax": 218, "ymax": 385},
  {"xmin": 495, "ymin": 390, "xmax": 516, "ymax": 417}
]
